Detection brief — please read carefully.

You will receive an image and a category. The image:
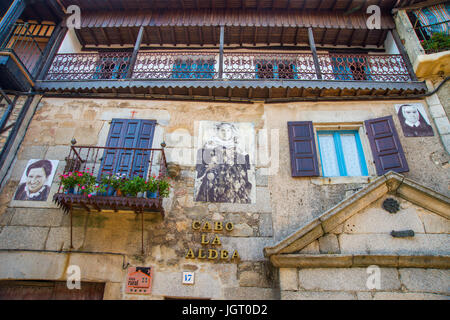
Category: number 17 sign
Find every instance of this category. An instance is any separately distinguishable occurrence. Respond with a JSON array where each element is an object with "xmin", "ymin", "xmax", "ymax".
[{"xmin": 182, "ymin": 272, "xmax": 195, "ymax": 285}]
